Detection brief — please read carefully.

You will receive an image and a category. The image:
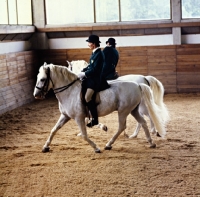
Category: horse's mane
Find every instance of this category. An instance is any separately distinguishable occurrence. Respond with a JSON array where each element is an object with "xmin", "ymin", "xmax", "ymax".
[{"xmin": 49, "ymin": 64, "xmax": 78, "ymax": 81}]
